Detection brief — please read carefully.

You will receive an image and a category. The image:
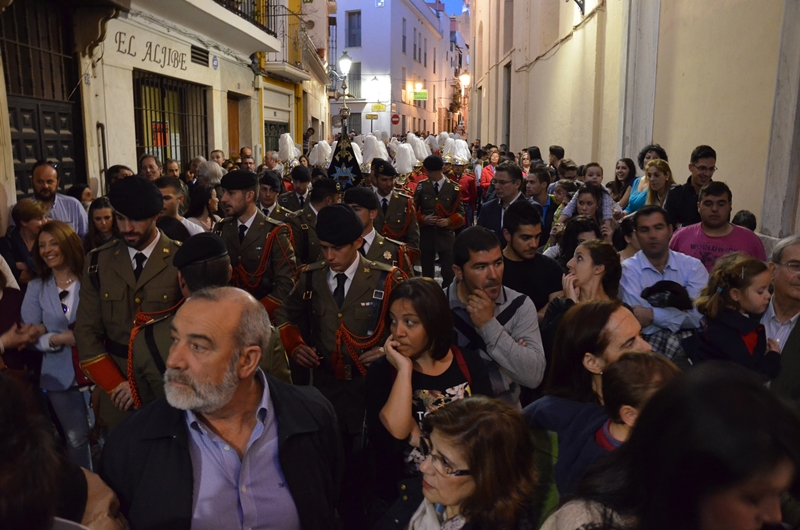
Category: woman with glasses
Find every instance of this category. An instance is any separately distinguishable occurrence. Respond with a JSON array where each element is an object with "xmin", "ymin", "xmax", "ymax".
[
  {"xmin": 366, "ymin": 277, "xmax": 493, "ymax": 519},
  {"xmin": 376, "ymin": 396, "xmax": 537, "ymax": 529},
  {"xmin": 21, "ymin": 220, "xmax": 92, "ymax": 470}
]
